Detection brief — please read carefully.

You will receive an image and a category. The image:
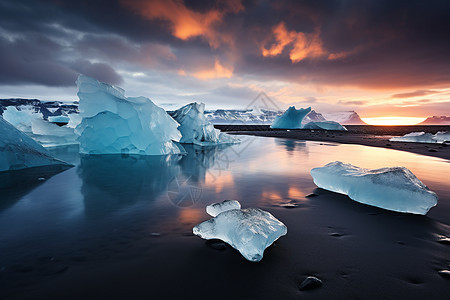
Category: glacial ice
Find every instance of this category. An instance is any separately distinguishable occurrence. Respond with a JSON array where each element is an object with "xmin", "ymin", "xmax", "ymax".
[
  {"xmin": 206, "ymin": 200, "xmax": 241, "ymax": 217},
  {"xmin": 390, "ymin": 131, "xmax": 450, "ymax": 144},
  {"xmin": 48, "ymin": 115, "xmax": 70, "ymax": 123},
  {"xmin": 302, "ymin": 121, "xmax": 347, "ymax": 131},
  {"xmin": 310, "ymin": 161, "xmax": 438, "ymax": 215},
  {"xmin": 193, "ymin": 201, "xmax": 287, "ymax": 262},
  {"xmin": 171, "ymin": 102, "xmax": 239, "ymax": 145},
  {"xmin": 75, "ymin": 75, "xmax": 183, "ymax": 155},
  {"xmin": 271, "ymin": 106, "xmax": 311, "ymax": 129},
  {"xmin": 67, "ymin": 113, "xmax": 82, "ymax": 128},
  {"xmin": 0, "ymin": 117, "xmax": 69, "ymax": 171},
  {"xmin": 2, "ymin": 106, "xmax": 43, "ymax": 132},
  {"xmin": 31, "ymin": 119, "xmax": 78, "ymax": 148}
]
